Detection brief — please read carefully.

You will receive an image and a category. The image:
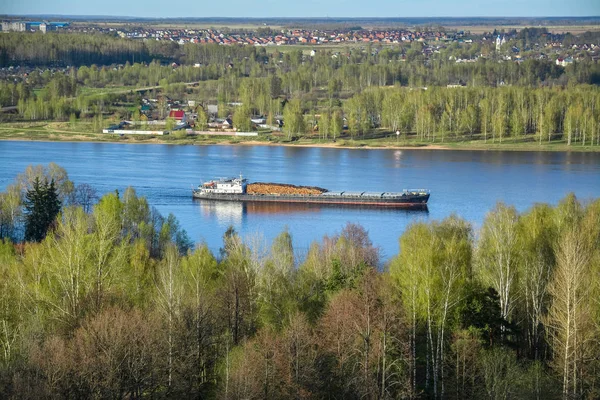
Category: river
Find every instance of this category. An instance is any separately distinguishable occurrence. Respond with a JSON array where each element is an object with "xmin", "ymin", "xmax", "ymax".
[{"xmin": 1, "ymin": 141, "xmax": 599, "ymax": 261}]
